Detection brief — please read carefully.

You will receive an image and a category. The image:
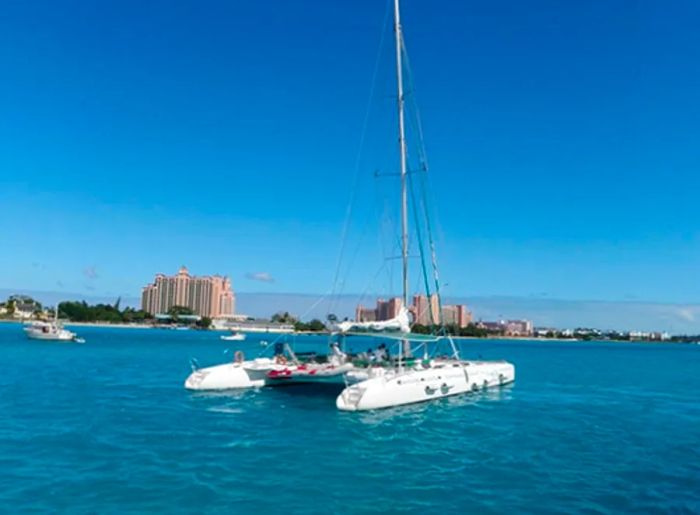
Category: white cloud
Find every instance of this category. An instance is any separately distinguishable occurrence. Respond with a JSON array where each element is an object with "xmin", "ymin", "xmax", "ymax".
[{"xmin": 246, "ymin": 272, "xmax": 275, "ymax": 283}]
